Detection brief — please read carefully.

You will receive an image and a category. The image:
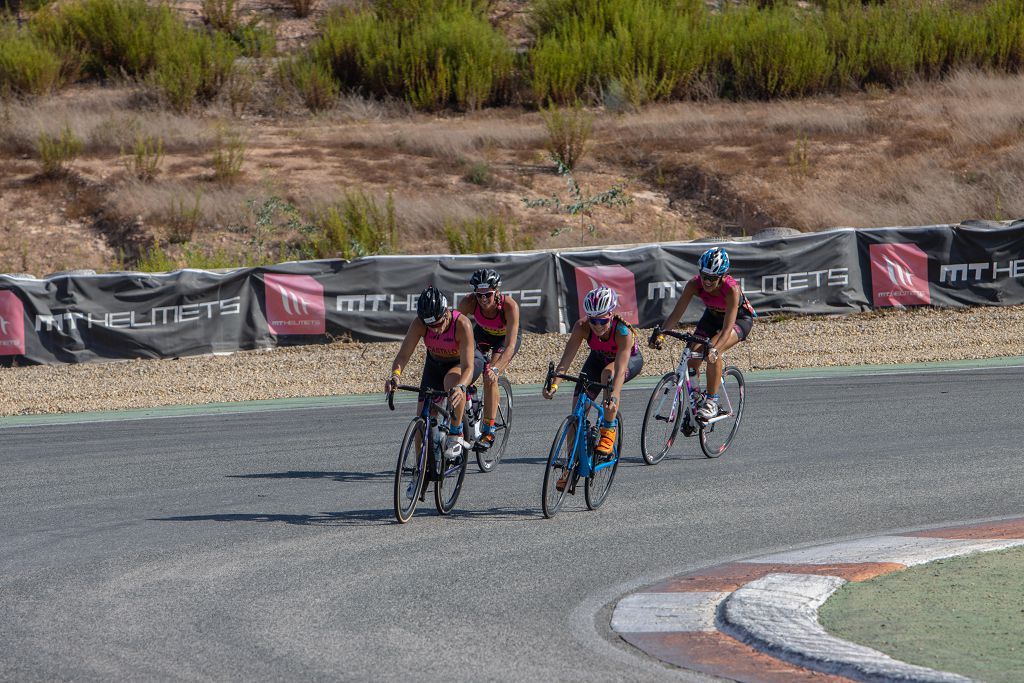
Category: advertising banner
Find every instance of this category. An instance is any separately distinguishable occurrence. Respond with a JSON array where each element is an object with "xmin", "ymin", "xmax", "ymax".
[{"xmin": 2, "ymin": 220, "xmax": 1022, "ymax": 366}]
